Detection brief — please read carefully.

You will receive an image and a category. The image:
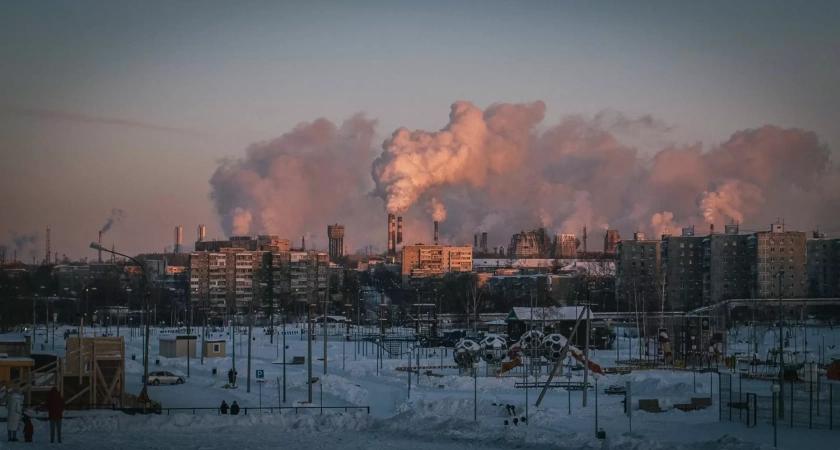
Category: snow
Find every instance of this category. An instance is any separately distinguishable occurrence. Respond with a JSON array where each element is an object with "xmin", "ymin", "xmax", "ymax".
[{"xmin": 11, "ymin": 323, "xmax": 840, "ymax": 449}]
